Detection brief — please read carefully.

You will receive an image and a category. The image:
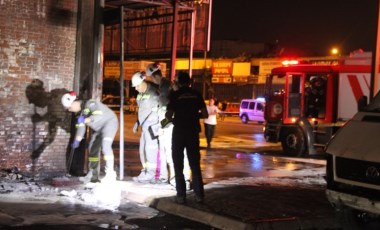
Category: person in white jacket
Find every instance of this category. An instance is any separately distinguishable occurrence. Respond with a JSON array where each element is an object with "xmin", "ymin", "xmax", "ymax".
[
  {"xmin": 204, "ymin": 98, "xmax": 220, "ymax": 150},
  {"xmin": 145, "ymin": 63, "xmax": 191, "ymax": 189}
]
